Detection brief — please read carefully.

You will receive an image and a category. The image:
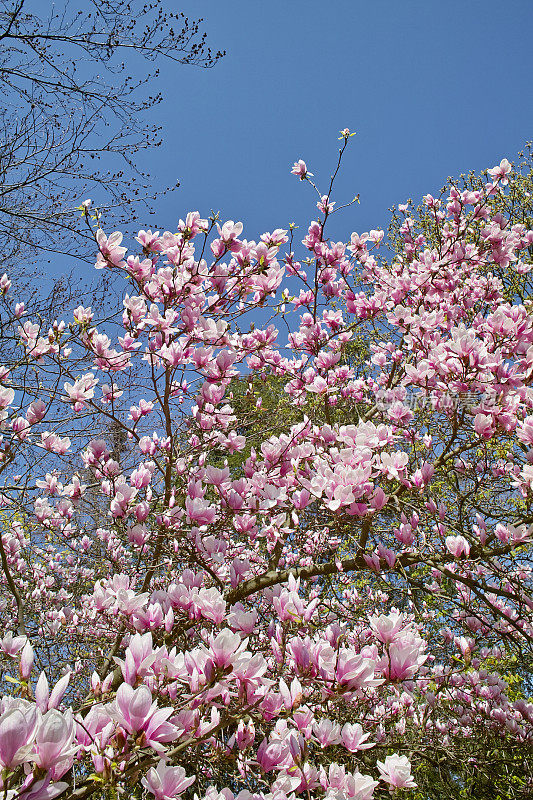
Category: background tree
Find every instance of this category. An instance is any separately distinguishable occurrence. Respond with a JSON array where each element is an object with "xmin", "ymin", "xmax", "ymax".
[{"xmin": 0, "ymin": 0, "xmax": 223, "ymax": 273}]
